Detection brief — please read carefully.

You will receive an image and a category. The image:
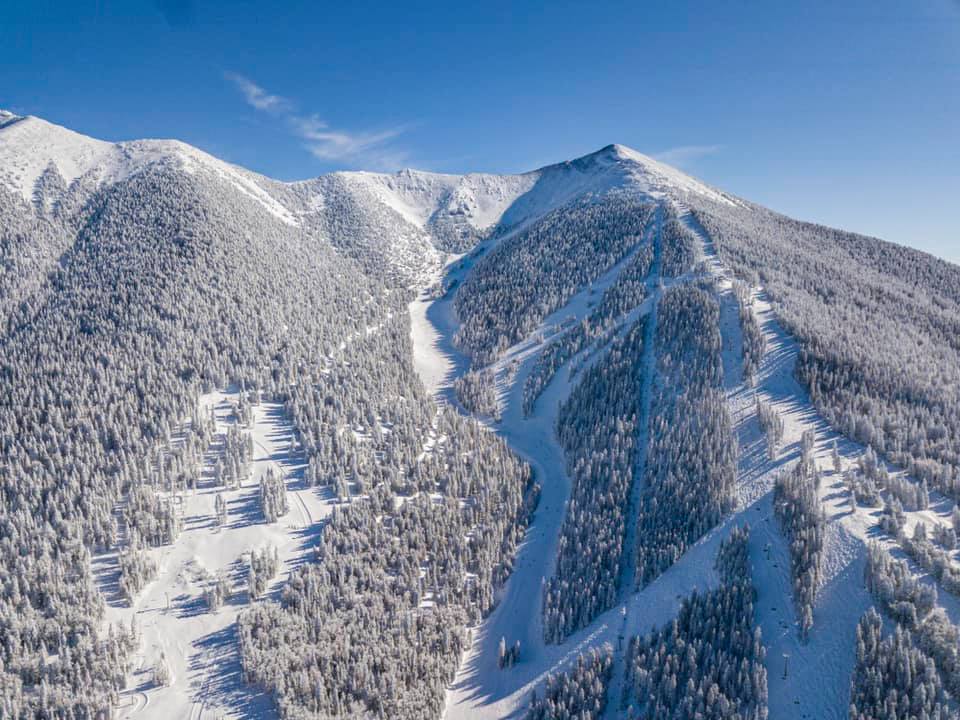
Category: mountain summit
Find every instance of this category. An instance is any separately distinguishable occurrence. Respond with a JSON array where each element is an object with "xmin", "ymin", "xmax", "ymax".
[
  {"xmin": 0, "ymin": 114, "xmax": 731, "ymax": 278},
  {"xmin": 1, "ymin": 112, "xmax": 959, "ymax": 720}
]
